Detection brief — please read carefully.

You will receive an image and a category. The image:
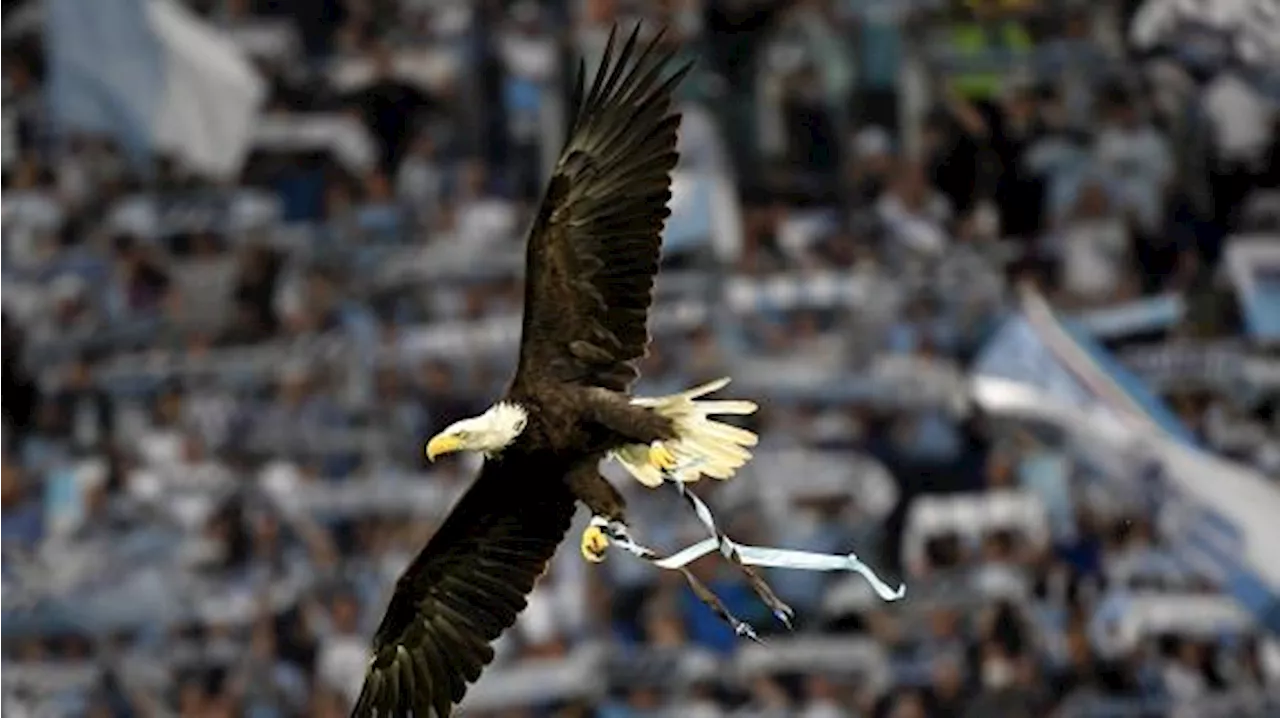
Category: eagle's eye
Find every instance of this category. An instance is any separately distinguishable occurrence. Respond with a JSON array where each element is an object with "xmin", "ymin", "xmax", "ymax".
[{"xmin": 455, "ymin": 430, "xmax": 471, "ymax": 441}]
